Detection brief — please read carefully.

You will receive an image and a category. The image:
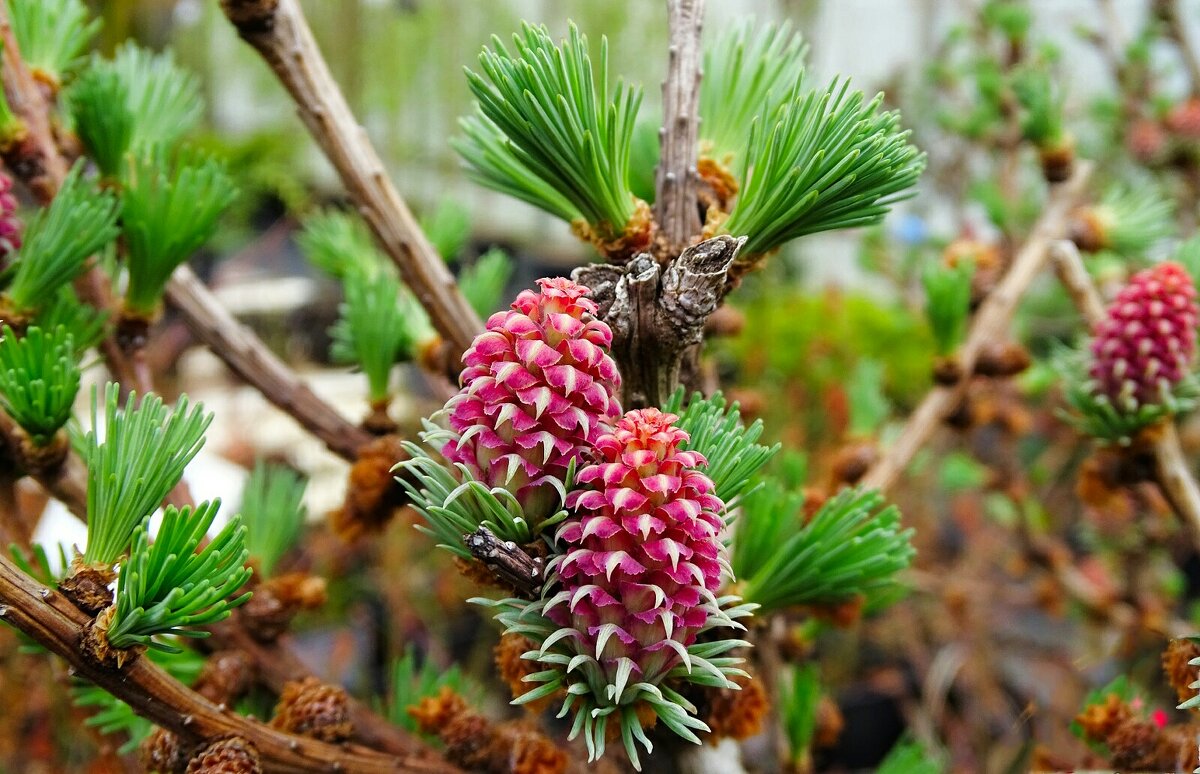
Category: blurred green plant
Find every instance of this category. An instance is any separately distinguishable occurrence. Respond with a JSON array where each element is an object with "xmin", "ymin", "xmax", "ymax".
[
  {"xmin": 109, "ymin": 42, "xmax": 203, "ymax": 150},
  {"xmin": 119, "ymin": 146, "xmax": 238, "ymax": 316},
  {"xmin": 240, "ymin": 460, "xmax": 308, "ymax": 578},
  {"xmin": 458, "ymin": 248, "xmax": 514, "ymax": 318},
  {"xmin": 877, "ymin": 737, "xmax": 945, "ymax": 774},
  {"xmin": 922, "ymin": 259, "xmax": 974, "ymax": 356},
  {"xmin": 7, "ymin": 0, "xmax": 99, "ymax": 87},
  {"xmin": 68, "ymin": 64, "xmax": 133, "ymax": 178},
  {"xmin": 35, "ymin": 288, "xmax": 108, "ymax": 355},
  {"xmin": 386, "ymin": 646, "xmax": 469, "ymax": 734},
  {"xmin": 0, "ymin": 325, "xmax": 80, "ymax": 445},
  {"xmin": 778, "ymin": 664, "xmax": 821, "ymax": 771}
]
